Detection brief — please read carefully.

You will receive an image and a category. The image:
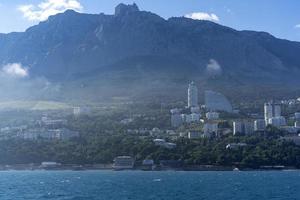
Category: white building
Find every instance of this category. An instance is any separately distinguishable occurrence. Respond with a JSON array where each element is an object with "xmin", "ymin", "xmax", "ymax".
[
  {"xmin": 206, "ymin": 112, "xmax": 220, "ymax": 120},
  {"xmin": 188, "ymin": 82, "xmax": 198, "ymax": 108},
  {"xmin": 264, "ymin": 102, "xmax": 281, "ymax": 125},
  {"xmin": 254, "ymin": 119, "xmax": 266, "ymax": 131}
]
